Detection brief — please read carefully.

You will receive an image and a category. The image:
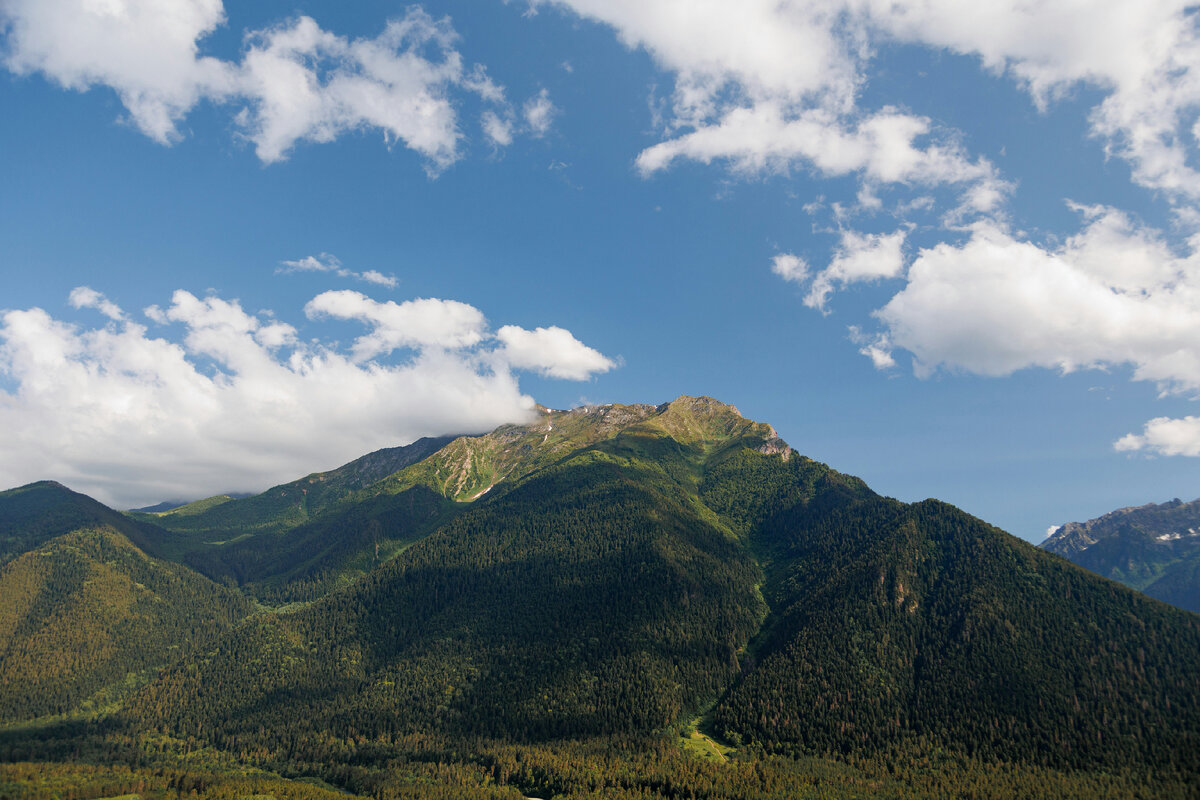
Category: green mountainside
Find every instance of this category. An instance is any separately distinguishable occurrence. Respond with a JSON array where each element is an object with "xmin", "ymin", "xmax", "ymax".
[
  {"xmin": 0, "ymin": 525, "xmax": 252, "ymax": 722},
  {"xmin": 0, "ymin": 481, "xmax": 166, "ymax": 564},
  {"xmin": 2, "ymin": 396, "xmax": 1199, "ymax": 799},
  {"xmin": 1041, "ymin": 498, "xmax": 1200, "ymax": 613},
  {"xmin": 128, "ymin": 436, "xmax": 458, "ymax": 599},
  {"xmin": 131, "ymin": 435, "xmax": 456, "ymax": 538}
]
